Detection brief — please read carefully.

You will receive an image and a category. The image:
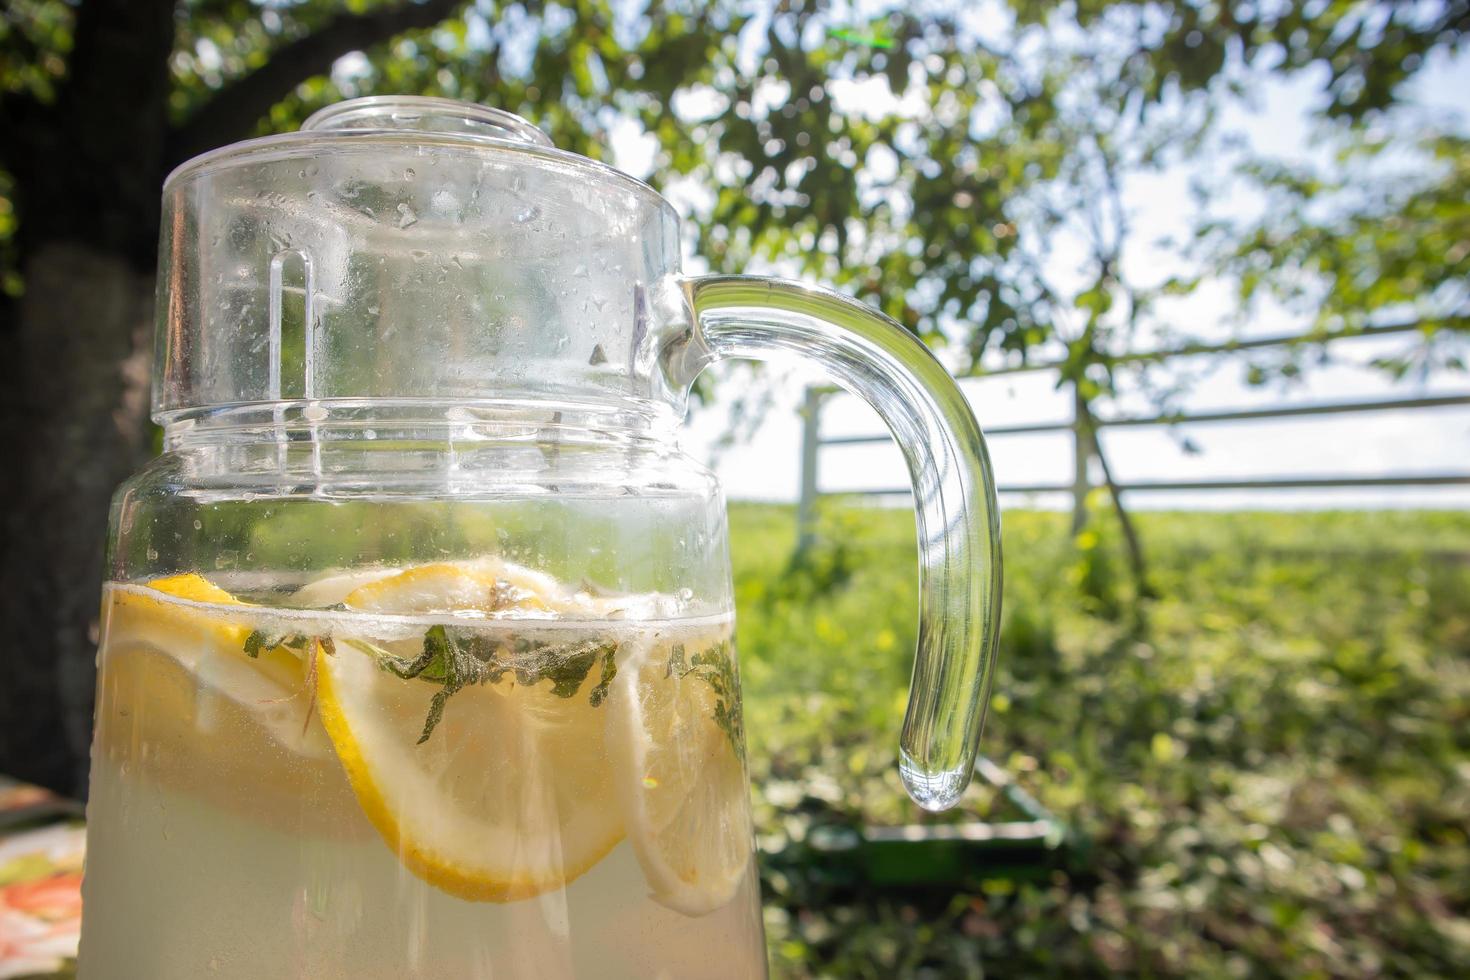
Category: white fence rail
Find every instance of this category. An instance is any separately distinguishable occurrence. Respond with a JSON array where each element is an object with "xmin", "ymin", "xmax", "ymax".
[{"xmin": 796, "ymin": 321, "xmax": 1470, "ymax": 543}]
